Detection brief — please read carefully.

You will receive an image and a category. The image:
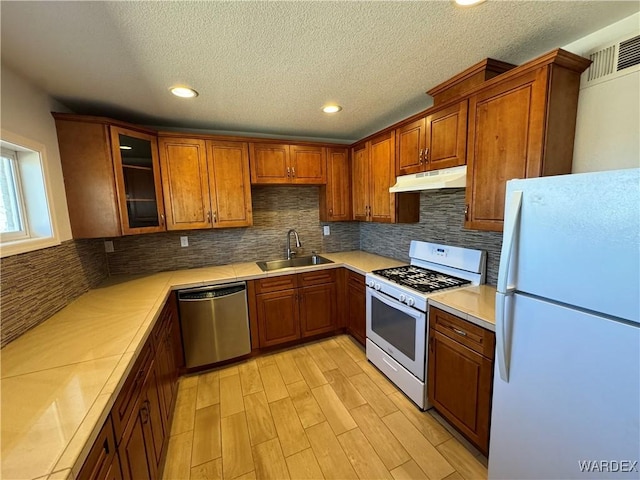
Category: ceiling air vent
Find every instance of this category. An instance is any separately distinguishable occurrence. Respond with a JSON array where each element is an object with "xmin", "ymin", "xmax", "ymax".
[{"xmin": 583, "ymin": 34, "xmax": 640, "ymax": 88}]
